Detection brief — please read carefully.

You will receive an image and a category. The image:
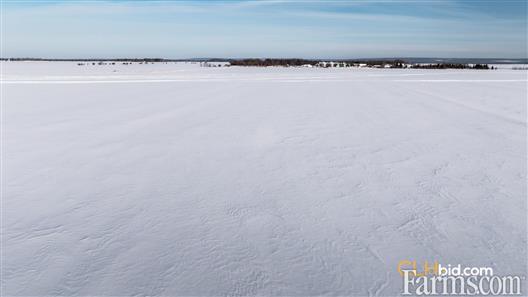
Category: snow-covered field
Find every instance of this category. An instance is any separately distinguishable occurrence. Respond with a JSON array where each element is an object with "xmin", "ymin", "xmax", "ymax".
[{"xmin": 2, "ymin": 62, "xmax": 527, "ymax": 296}]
